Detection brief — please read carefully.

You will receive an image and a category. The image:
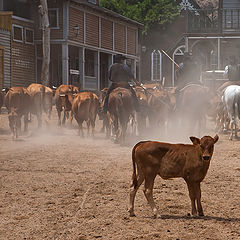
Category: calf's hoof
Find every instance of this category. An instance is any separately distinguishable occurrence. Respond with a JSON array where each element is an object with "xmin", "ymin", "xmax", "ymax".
[{"xmin": 128, "ymin": 209, "xmax": 136, "ymax": 217}]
